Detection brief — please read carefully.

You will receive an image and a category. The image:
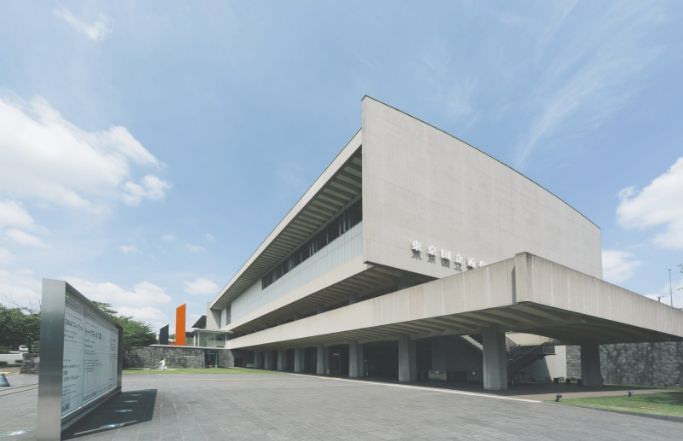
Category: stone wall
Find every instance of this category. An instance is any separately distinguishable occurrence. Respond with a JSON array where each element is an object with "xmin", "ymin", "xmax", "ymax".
[
  {"xmin": 125, "ymin": 346, "xmax": 234, "ymax": 369},
  {"xmin": 566, "ymin": 342, "xmax": 683, "ymax": 387}
]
